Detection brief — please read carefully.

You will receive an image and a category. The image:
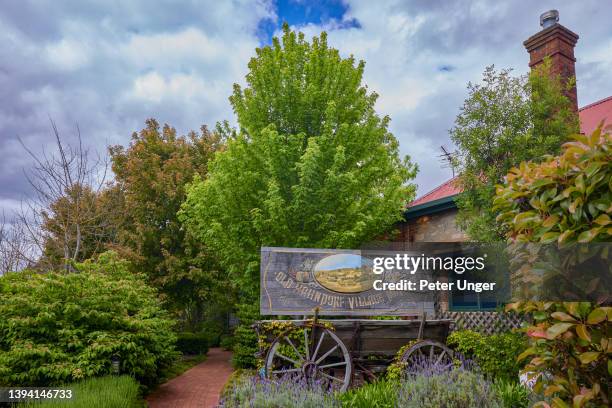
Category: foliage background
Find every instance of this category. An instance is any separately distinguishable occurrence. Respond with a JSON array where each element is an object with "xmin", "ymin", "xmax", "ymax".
[{"xmin": 451, "ymin": 62, "xmax": 579, "ymax": 242}]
